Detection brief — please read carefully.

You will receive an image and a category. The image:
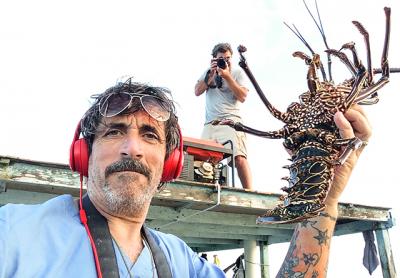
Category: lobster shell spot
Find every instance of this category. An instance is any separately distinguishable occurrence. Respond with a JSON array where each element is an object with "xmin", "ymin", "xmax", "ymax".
[
  {"xmin": 303, "ymin": 186, "xmax": 324, "ymax": 197},
  {"xmin": 308, "ymin": 161, "xmax": 327, "ymax": 173},
  {"xmin": 303, "ymin": 174, "xmax": 324, "ymax": 185},
  {"xmin": 298, "ymin": 147, "xmax": 329, "ymax": 160}
]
